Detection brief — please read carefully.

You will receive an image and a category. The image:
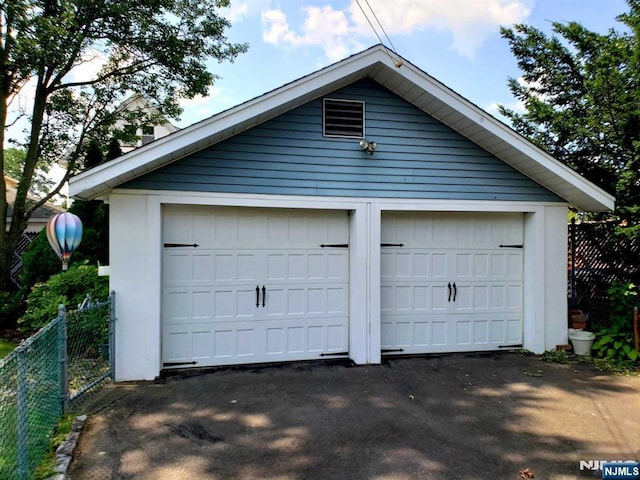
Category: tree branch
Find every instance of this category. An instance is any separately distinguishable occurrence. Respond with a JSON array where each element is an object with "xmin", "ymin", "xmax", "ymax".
[{"xmin": 51, "ymin": 57, "xmax": 158, "ymax": 91}]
